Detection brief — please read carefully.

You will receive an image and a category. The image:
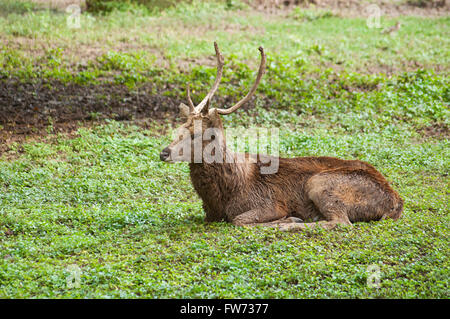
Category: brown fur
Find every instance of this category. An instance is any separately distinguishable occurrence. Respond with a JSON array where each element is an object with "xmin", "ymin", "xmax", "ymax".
[{"xmin": 161, "ymin": 112, "xmax": 403, "ymax": 231}]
